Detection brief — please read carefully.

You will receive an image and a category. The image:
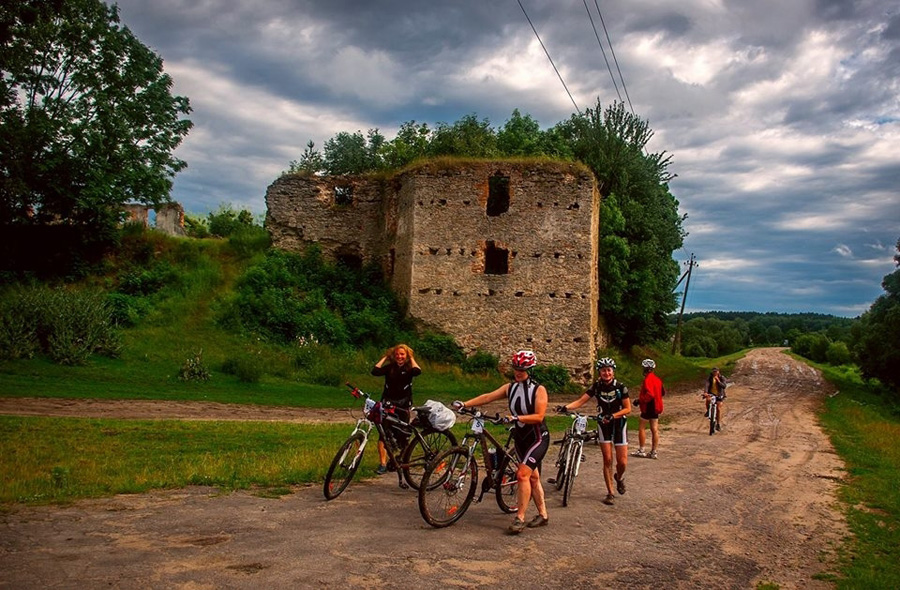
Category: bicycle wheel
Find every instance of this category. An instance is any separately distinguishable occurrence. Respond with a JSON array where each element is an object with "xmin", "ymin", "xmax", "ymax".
[
  {"xmin": 552, "ymin": 437, "xmax": 569, "ymax": 490},
  {"xmin": 323, "ymin": 431, "xmax": 366, "ymax": 500},
  {"xmin": 400, "ymin": 429, "xmax": 458, "ymax": 491},
  {"xmin": 418, "ymin": 447, "xmax": 477, "ymax": 528},
  {"xmin": 562, "ymin": 440, "xmax": 581, "ymax": 507},
  {"xmin": 709, "ymin": 403, "xmax": 717, "ymax": 435},
  {"xmin": 495, "ymin": 453, "xmax": 520, "ymax": 514}
]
